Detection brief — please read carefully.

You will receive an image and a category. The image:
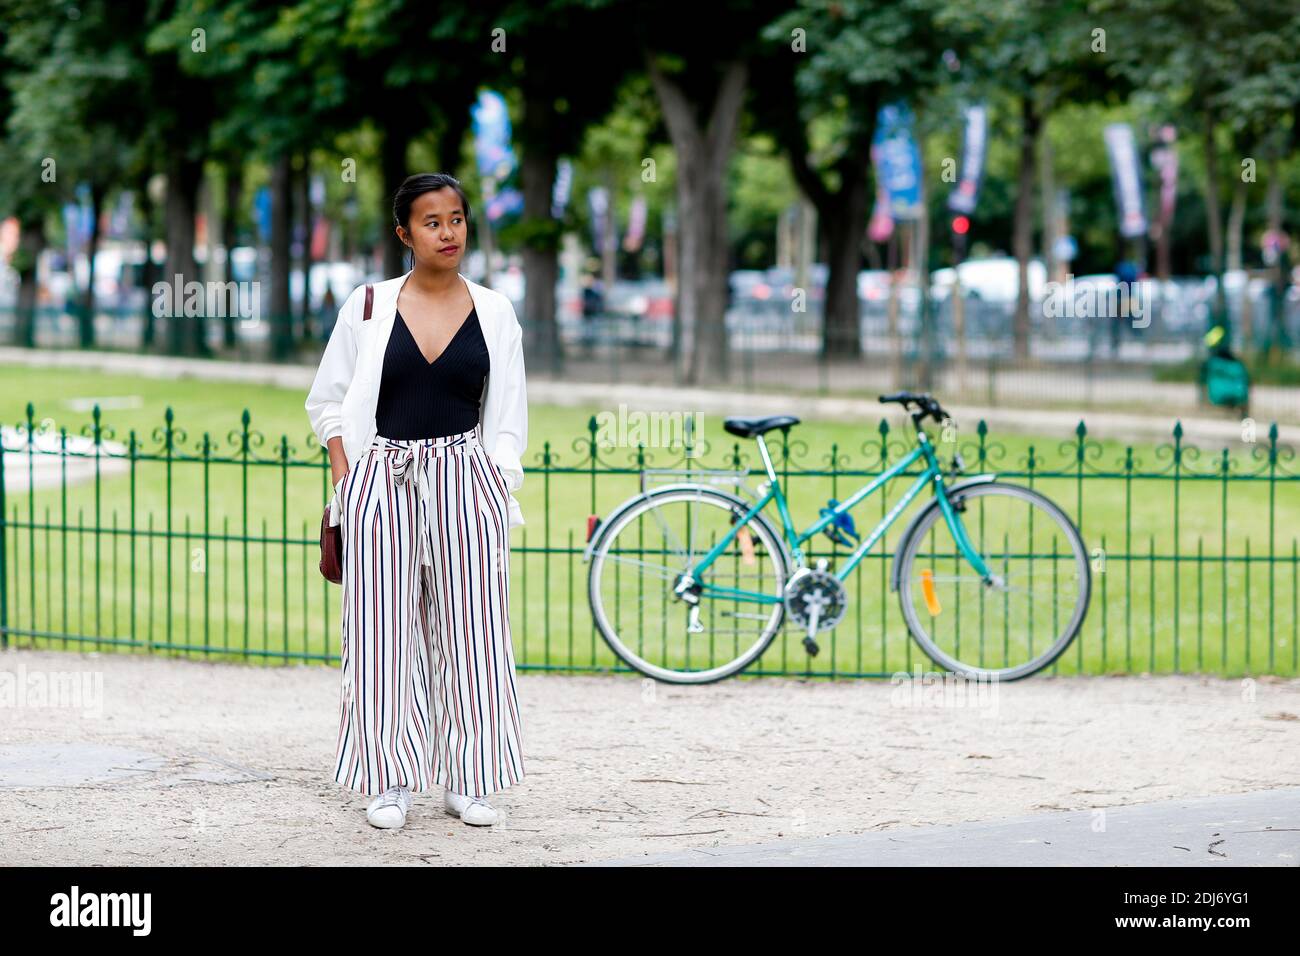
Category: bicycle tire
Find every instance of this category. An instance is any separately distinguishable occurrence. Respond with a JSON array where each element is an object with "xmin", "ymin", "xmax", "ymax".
[
  {"xmin": 587, "ymin": 484, "xmax": 791, "ymax": 684},
  {"xmin": 895, "ymin": 481, "xmax": 1091, "ymax": 681}
]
